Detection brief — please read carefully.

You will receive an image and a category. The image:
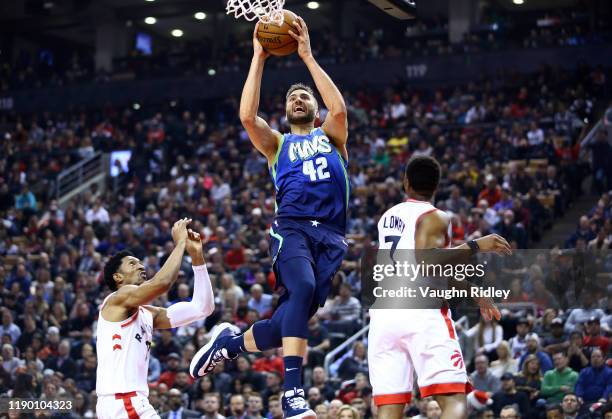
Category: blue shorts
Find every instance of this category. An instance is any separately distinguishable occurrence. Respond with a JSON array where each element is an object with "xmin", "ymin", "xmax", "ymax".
[{"xmin": 269, "ymin": 218, "xmax": 348, "ymax": 309}]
